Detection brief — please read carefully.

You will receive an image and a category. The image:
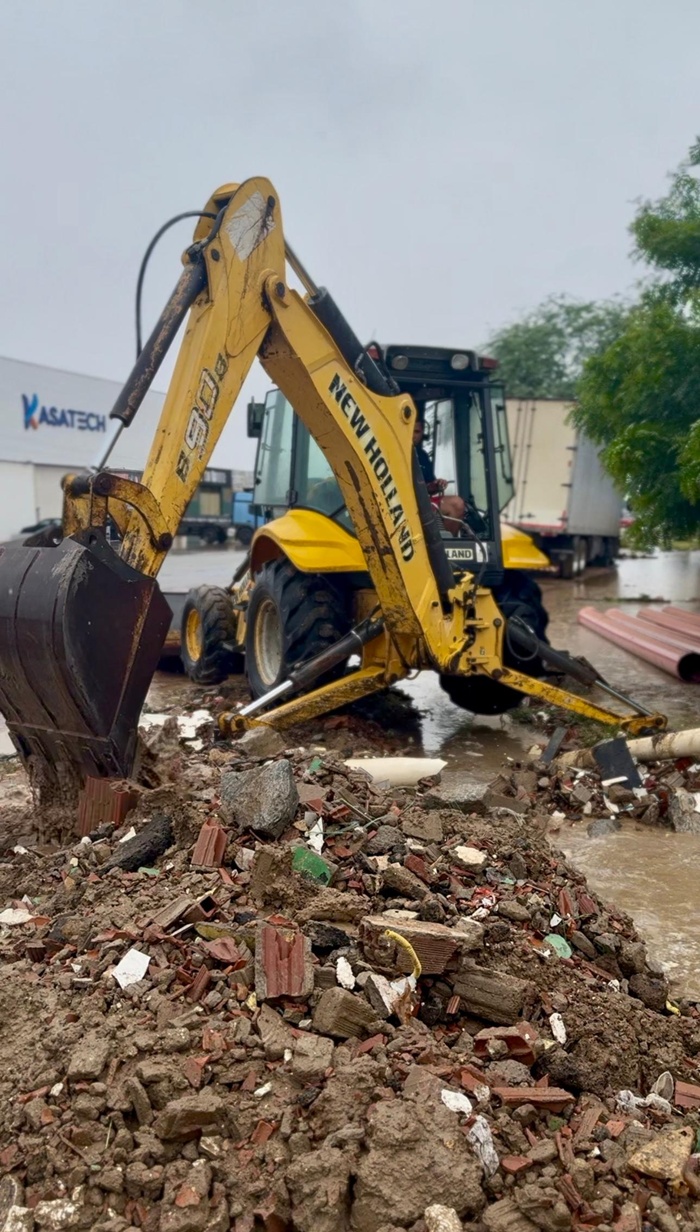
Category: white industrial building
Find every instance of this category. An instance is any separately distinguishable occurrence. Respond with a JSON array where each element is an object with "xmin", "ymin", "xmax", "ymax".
[
  {"xmin": 0, "ymin": 355, "xmax": 167, "ymax": 540},
  {"xmin": 0, "ymin": 356, "xmax": 253, "ymax": 541}
]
